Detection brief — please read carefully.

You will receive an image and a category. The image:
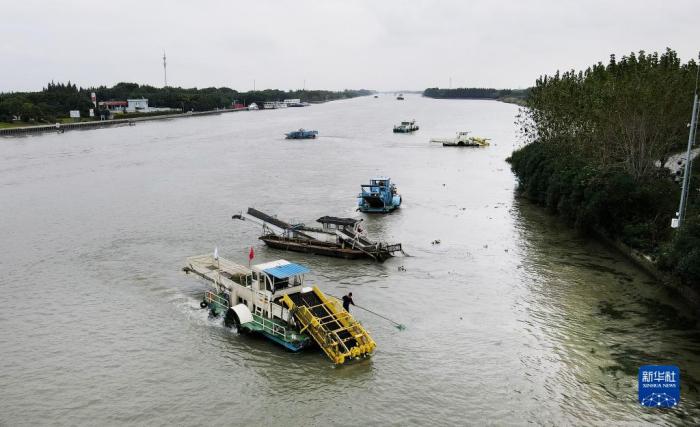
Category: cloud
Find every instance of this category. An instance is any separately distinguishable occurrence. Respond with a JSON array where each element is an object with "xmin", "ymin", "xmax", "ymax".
[{"xmin": 1, "ymin": 0, "xmax": 698, "ymax": 92}]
